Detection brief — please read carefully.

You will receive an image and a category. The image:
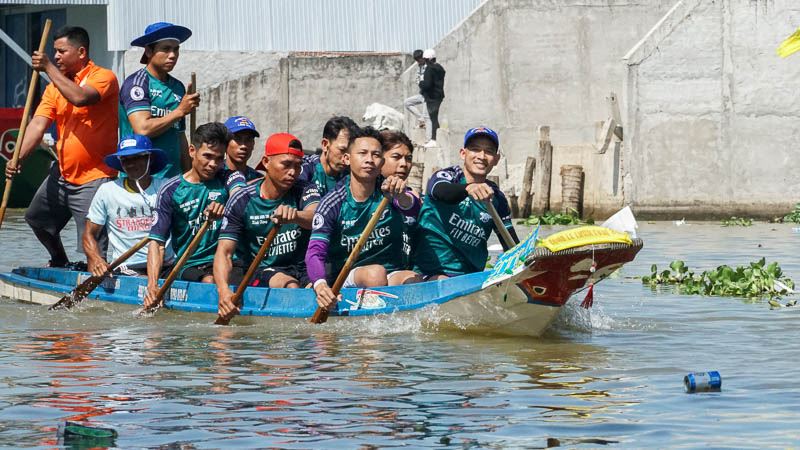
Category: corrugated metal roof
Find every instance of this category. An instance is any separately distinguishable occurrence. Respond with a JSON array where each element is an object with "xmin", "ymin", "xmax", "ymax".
[{"xmin": 107, "ymin": 0, "xmax": 483, "ymax": 52}]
